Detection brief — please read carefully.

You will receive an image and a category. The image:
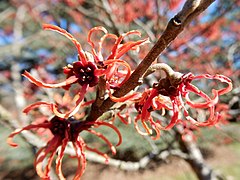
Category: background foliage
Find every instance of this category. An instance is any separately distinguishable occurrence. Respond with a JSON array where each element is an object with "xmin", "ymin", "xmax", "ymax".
[{"xmin": 0, "ymin": 0, "xmax": 239, "ymax": 179}]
